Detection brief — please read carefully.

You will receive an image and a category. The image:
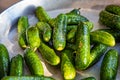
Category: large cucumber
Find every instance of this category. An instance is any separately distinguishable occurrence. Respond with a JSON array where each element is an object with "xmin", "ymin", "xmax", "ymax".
[
  {"xmin": 10, "ymin": 54, "xmax": 23, "ymax": 76},
  {"xmin": 90, "ymin": 30, "xmax": 115, "ymax": 47},
  {"xmin": 53, "ymin": 14, "xmax": 67, "ymax": 51},
  {"xmin": 100, "ymin": 49, "xmax": 118, "ymax": 80},
  {"xmin": 1, "ymin": 76, "xmax": 55, "ymax": 80},
  {"xmin": 99, "ymin": 10, "xmax": 120, "ymax": 30},
  {"xmin": 61, "ymin": 49, "xmax": 76, "ymax": 80},
  {"xmin": 36, "ymin": 22, "xmax": 52, "ymax": 42},
  {"xmin": 35, "ymin": 6, "xmax": 51, "ymax": 22},
  {"xmin": 75, "ymin": 21, "xmax": 91, "ymax": 70},
  {"xmin": 24, "ymin": 48, "xmax": 44, "ymax": 76},
  {"xmin": 0, "ymin": 44, "xmax": 10, "ymax": 79},
  {"xmin": 38, "ymin": 41, "xmax": 60, "ymax": 66}
]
